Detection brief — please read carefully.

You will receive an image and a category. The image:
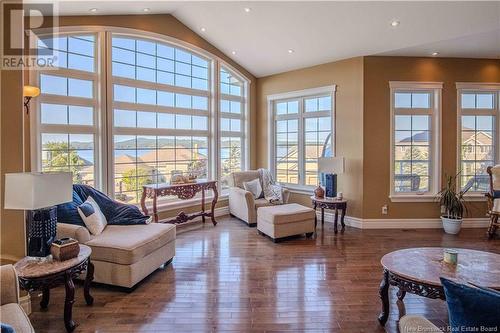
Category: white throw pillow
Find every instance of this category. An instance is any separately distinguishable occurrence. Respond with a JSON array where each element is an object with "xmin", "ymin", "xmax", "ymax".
[
  {"xmin": 243, "ymin": 178, "xmax": 263, "ymax": 199},
  {"xmin": 77, "ymin": 196, "xmax": 107, "ymax": 235}
]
